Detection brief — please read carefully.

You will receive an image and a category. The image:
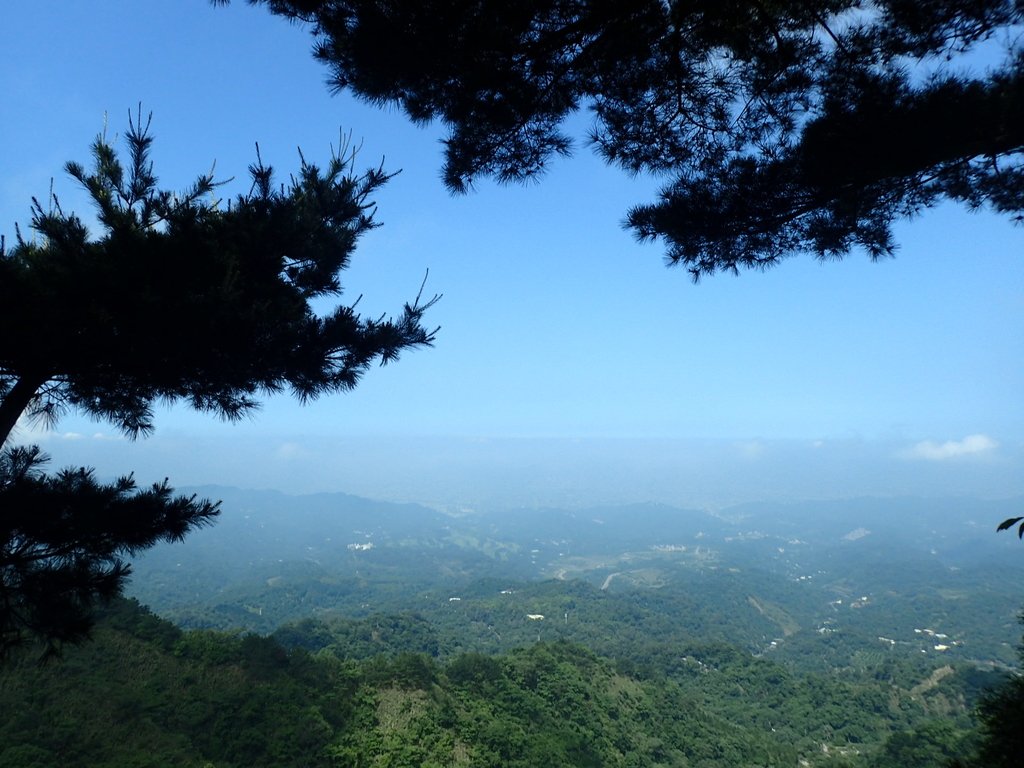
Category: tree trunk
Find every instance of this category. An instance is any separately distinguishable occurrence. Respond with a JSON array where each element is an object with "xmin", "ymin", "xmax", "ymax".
[{"xmin": 0, "ymin": 375, "xmax": 46, "ymax": 449}]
